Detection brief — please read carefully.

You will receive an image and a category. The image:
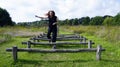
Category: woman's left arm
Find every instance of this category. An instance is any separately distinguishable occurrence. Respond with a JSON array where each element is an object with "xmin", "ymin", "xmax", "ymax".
[{"xmin": 53, "ymin": 18, "xmax": 59, "ymax": 25}]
